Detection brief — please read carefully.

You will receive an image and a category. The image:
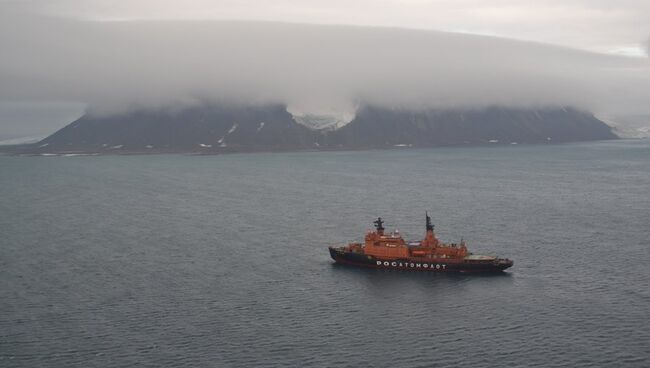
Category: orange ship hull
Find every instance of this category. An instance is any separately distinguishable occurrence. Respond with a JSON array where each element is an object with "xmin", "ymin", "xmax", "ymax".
[
  {"xmin": 328, "ymin": 214, "xmax": 513, "ymax": 273},
  {"xmin": 329, "ymin": 246, "xmax": 513, "ymax": 273}
]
